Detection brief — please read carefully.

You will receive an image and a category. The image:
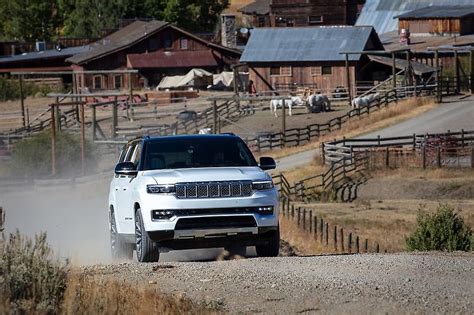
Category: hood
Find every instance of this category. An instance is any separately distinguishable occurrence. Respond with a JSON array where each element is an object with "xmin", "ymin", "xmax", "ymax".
[{"xmin": 141, "ymin": 167, "xmax": 269, "ymax": 184}]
